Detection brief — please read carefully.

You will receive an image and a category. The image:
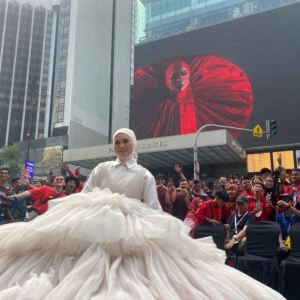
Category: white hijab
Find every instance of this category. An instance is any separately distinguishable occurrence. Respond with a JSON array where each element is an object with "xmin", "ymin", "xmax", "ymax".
[{"xmin": 113, "ymin": 128, "xmax": 138, "ymax": 161}]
